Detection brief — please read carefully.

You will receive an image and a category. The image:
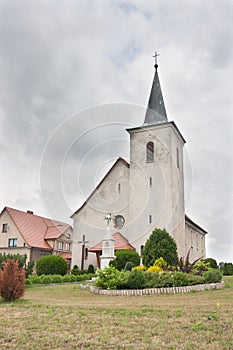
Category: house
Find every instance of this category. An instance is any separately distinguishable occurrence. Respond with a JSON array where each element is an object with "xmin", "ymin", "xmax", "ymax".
[
  {"xmin": 0, "ymin": 206, "xmax": 73, "ymax": 270},
  {"xmin": 71, "ymin": 58, "xmax": 207, "ymax": 269}
]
